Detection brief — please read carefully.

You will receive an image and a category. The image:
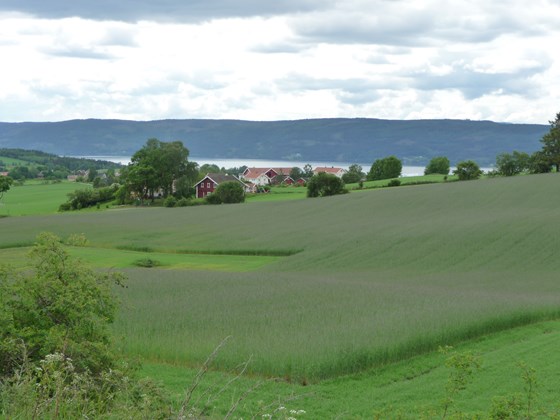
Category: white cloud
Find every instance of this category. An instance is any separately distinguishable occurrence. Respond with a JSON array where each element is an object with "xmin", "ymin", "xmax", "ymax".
[{"xmin": 0, "ymin": 0, "xmax": 559, "ymax": 124}]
